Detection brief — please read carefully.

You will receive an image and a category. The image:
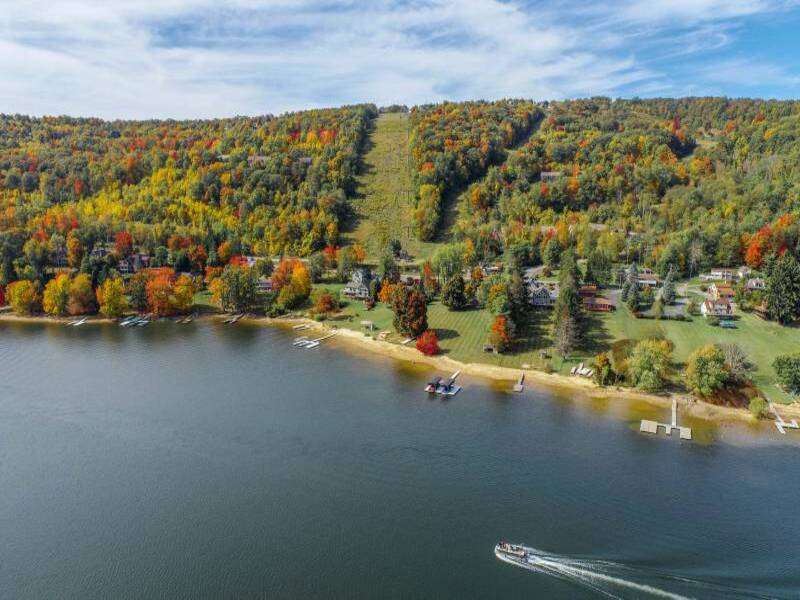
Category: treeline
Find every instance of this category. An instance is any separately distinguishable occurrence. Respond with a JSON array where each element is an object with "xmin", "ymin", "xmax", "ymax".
[{"xmin": 409, "ymin": 100, "xmax": 542, "ymax": 240}]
